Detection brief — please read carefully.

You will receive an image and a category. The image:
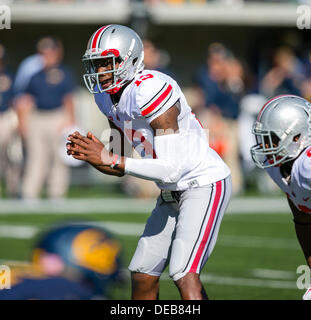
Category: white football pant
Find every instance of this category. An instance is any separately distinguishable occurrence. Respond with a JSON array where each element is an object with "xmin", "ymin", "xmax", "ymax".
[{"xmin": 129, "ymin": 175, "xmax": 232, "ymax": 281}]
